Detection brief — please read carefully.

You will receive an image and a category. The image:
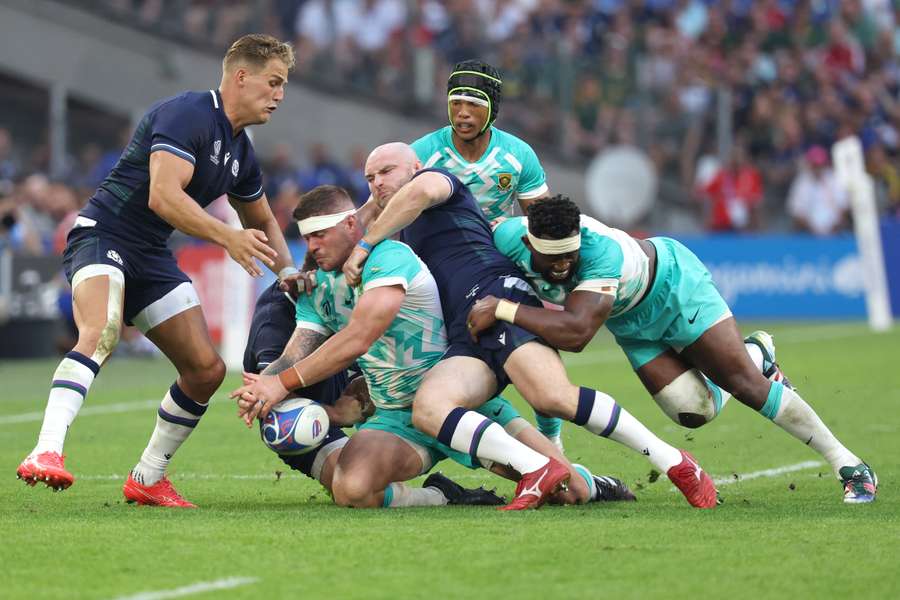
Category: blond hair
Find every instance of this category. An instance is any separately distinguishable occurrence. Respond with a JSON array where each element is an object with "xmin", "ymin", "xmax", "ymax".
[{"xmin": 223, "ymin": 34, "xmax": 295, "ymax": 73}]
